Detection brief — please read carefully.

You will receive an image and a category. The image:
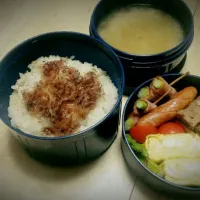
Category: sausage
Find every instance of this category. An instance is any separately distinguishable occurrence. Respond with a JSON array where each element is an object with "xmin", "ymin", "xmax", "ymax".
[{"xmin": 137, "ymin": 86, "xmax": 198, "ymax": 127}]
